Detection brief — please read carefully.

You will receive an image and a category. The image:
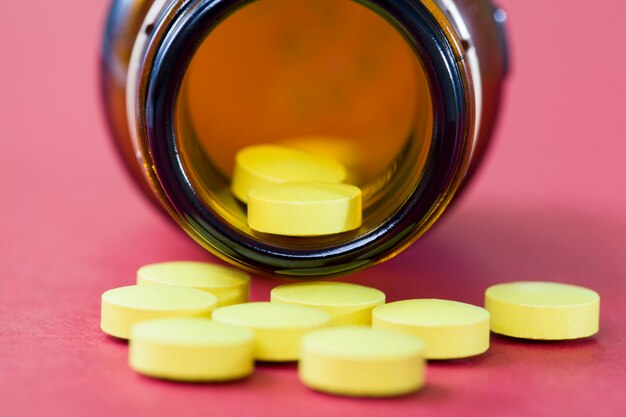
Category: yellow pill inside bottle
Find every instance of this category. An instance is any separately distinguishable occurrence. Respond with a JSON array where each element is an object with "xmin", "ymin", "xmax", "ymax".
[
  {"xmin": 100, "ymin": 285, "xmax": 216, "ymax": 339},
  {"xmin": 247, "ymin": 182, "xmax": 362, "ymax": 236},
  {"xmin": 299, "ymin": 326, "xmax": 425, "ymax": 397},
  {"xmin": 137, "ymin": 261, "xmax": 250, "ymax": 306},
  {"xmin": 485, "ymin": 281, "xmax": 600, "ymax": 340},
  {"xmin": 372, "ymin": 299, "xmax": 490, "ymax": 359},
  {"xmin": 231, "ymin": 144, "xmax": 348, "ymax": 203},
  {"xmin": 271, "ymin": 281, "xmax": 385, "ymax": 325},
  {"xmin": 277, "ymin": 136, "xmax": 363, "ymax": 183},
  {"xmin": 212, "ymin": 301, "xmax": 331, "ymax": 361},
  {"xmin": 129, "ymin": 318, "xmax": 255, "ymax": 381}
]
